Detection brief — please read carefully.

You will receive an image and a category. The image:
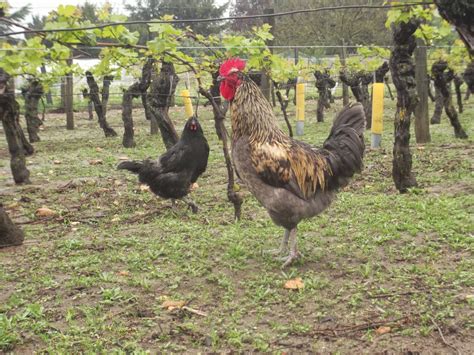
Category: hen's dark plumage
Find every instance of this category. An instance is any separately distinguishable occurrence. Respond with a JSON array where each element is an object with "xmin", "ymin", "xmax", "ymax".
[{"xmin": 118, "ymin": 116, "xmax": 209, "ymax": 209}]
